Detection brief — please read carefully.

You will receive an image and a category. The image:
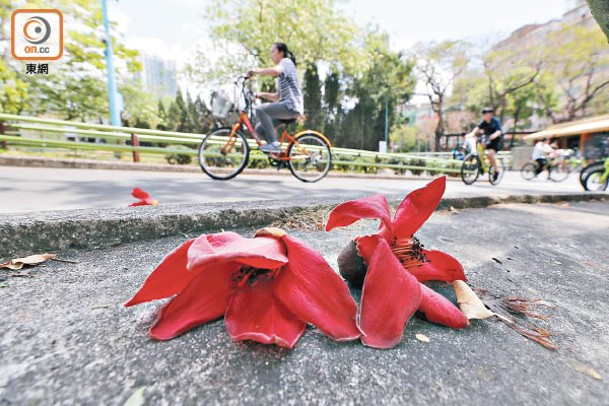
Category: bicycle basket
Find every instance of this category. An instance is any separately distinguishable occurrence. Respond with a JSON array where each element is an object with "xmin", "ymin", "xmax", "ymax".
[{"xmin": 210, "ymin": 91, "xmax": 234, "ymax": 119}]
